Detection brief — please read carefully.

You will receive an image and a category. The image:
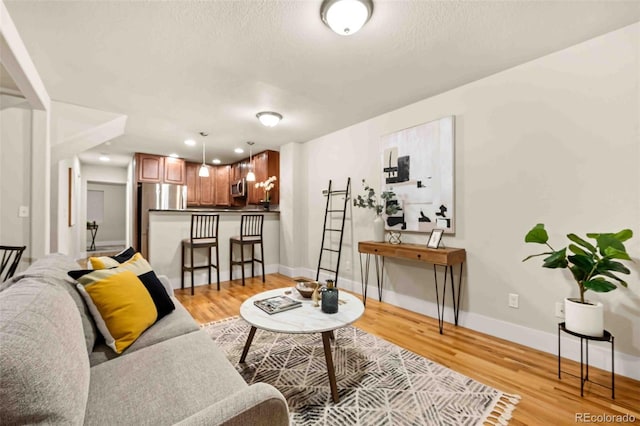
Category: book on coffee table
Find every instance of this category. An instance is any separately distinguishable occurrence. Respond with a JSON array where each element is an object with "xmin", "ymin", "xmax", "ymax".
[{"xmin": 254, "ymin": 295, "xmax": 302, "ymax": 315}]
